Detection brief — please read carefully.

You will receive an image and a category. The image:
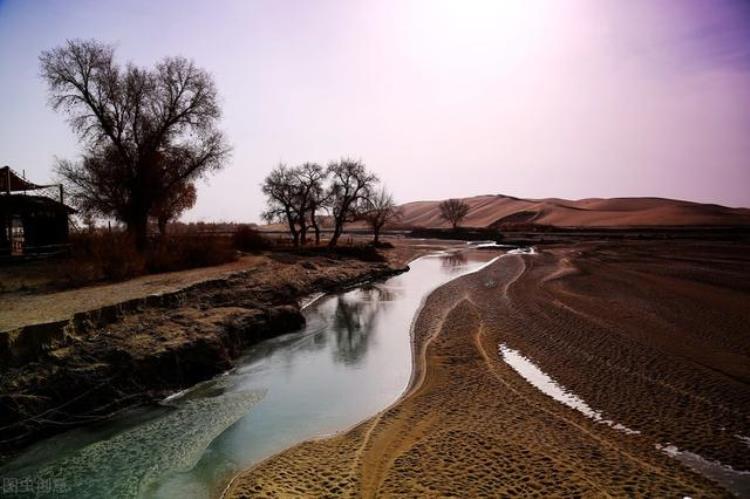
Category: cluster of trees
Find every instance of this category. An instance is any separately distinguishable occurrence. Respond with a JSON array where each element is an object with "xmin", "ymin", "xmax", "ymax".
[
  {"xmin": 40, "ymin": 39, "xmax": 229, "ymax": 249},
  {"xmin": 262, "ymin": 159, "xmax": 399, "ymax": 247},
  {"xmin": 41, "ymin": 39, "xmax": 466, "ymax": 254}
]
